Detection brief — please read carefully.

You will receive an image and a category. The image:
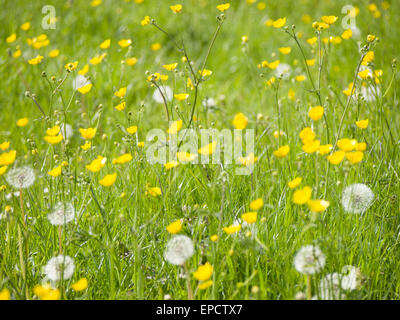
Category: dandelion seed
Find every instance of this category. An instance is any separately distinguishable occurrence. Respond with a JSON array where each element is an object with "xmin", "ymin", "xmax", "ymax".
[
  {"xmin": 294, "ymin": 245, "xmax": 326, "ymax": 275},
  {"xmin": 341, "ymin": 265, "xmax": 363, "ymax": 290},
  {"xmin": 47, "ymin": 202, "xmax": 75, "ymax": 226},
  {"xmin": 6, "ymin": 166, "xmax": 35, "ymax": 189},
  {"xmin": 44, "ymin": 255, "xmax": 75, "ymax": 281},
  {"xmin": 164, "ymin": 235, "xmax": 194, "ymax": 265},
  {"xmin": 341, "ymin": 183, "xmax": 374, "ymax": 214}
]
